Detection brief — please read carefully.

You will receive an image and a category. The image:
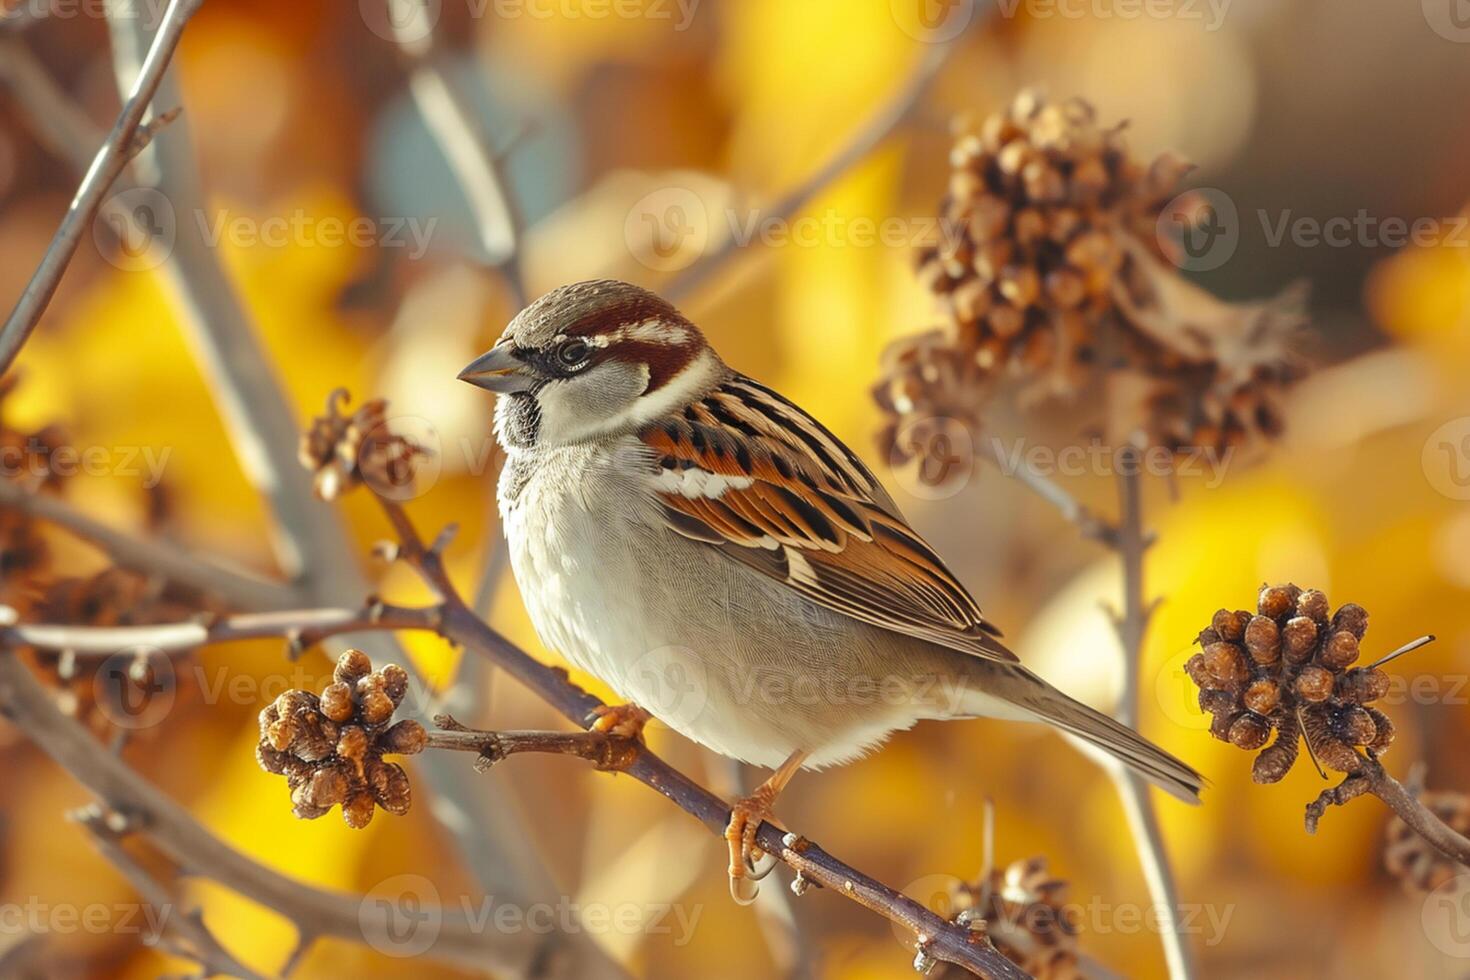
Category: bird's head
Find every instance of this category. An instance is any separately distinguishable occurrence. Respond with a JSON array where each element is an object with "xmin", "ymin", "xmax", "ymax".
[{"xmin": 459, "ymin": 280, "xmax": 722, "ymax": 448}]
